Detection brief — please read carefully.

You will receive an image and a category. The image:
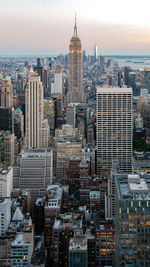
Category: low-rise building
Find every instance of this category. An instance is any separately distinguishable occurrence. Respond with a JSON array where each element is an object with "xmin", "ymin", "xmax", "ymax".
[
  {"xmin": 133, "ymin": 151, "xmax": 150, "ymax": 173},
  {"xmin": 11, "ymin": 233, "xmax": 32, "ymax": 267},
  {"xmin": 95, "ymin": 221, "xmax": 115, "ymax": 267},
  {"xmin": 44, "ymin": 185, "xmax": 62, "ymax": 248},
  {"xmin": 69, "ymin": 230, "xmax": 87, "ymax": 267},
  {"xmin": 53, "ymin": 213, "xmax": 83, "ymax": 266}
]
